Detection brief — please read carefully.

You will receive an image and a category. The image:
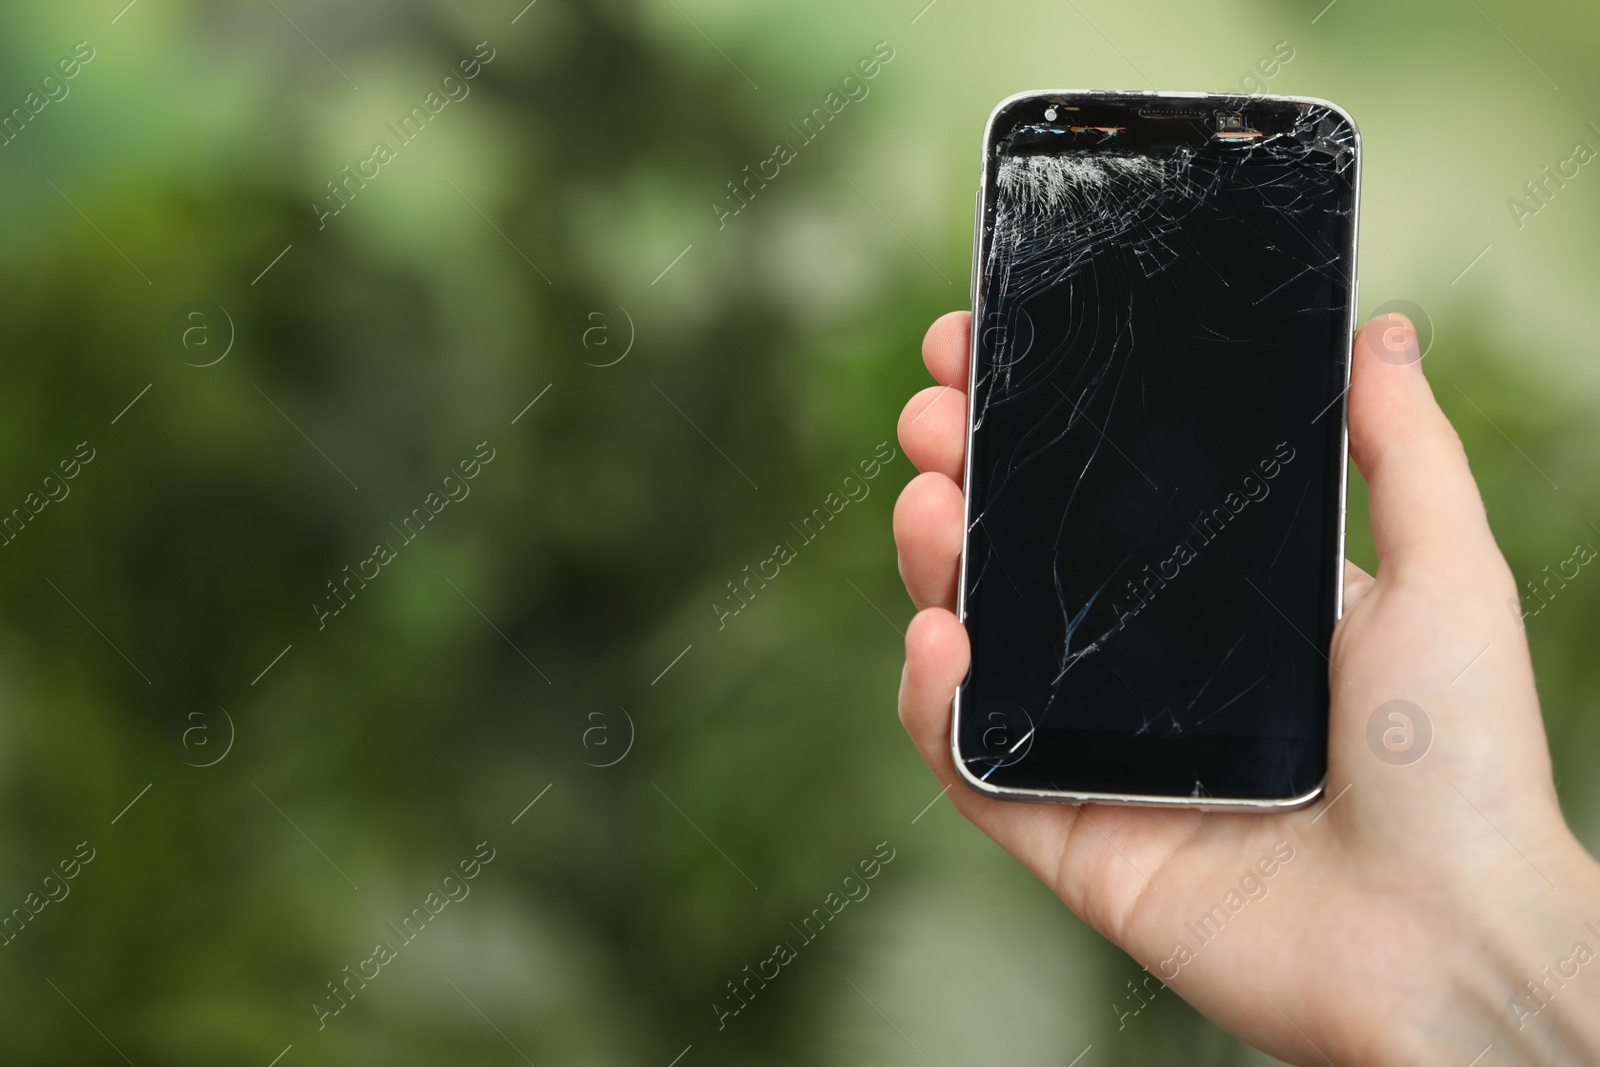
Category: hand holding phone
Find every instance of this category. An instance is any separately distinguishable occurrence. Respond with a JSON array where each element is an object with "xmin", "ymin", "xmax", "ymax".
[{"xmin": 894, "ymin": 304, "xmax": 1600, "ymax": 1061}]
